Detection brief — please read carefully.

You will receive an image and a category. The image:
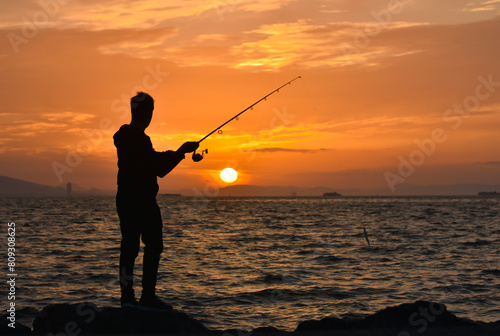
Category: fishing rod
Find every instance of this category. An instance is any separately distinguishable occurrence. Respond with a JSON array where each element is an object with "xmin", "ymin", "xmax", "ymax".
[{"xmin": 192, "ymin": 76, "xmax": 302, "ymax": 162}]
